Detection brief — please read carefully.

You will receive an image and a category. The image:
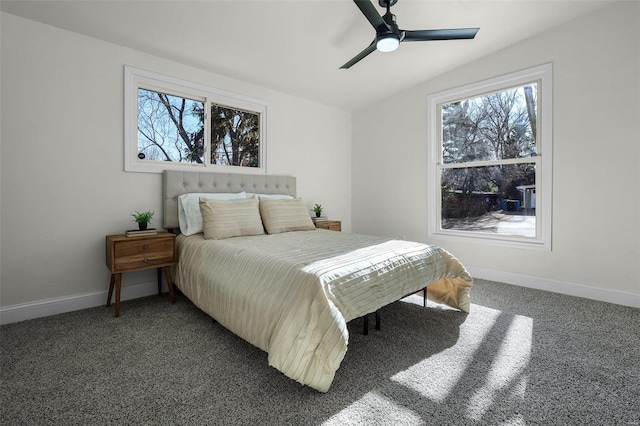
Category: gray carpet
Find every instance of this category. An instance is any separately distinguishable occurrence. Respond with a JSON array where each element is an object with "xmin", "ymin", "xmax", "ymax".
[{"xmin": 1, "ymin": 279, "xmax": 638, "ymax": 425}]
